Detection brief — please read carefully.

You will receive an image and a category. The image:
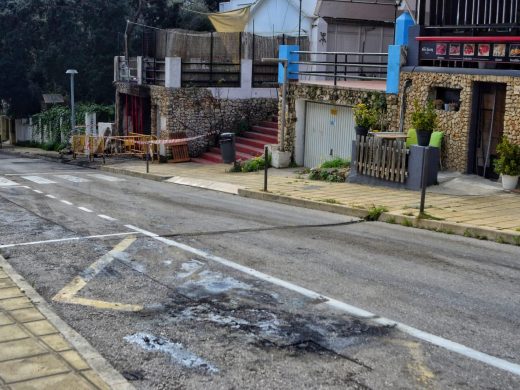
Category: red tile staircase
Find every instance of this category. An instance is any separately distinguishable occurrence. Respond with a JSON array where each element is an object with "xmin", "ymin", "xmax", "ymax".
[{"xmin": 192, "ymin": 116, "xmax": 279, "ymax": 164}]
